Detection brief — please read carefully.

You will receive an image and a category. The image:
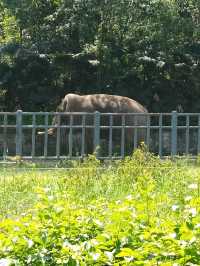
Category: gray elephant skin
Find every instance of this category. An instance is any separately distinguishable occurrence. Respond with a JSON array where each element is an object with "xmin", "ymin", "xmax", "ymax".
[{"xmin": 39, "ymin": 93, "xmax": 148, "ymax": 155}]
